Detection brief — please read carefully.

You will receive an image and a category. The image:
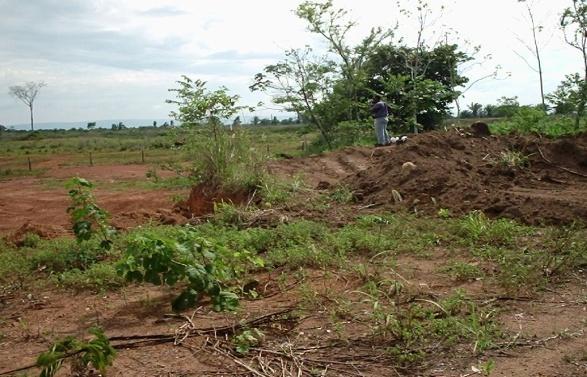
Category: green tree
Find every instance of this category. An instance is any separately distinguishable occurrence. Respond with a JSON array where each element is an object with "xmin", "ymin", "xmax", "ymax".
[
  {"xmin": 484, "ymin": 104, "xmax": 498, "ymax": 117},
  {"xmin": 167, "ymin": 77, "xmax": 261, "ymax": 188},
  {"xmin": 468, "ymin": 102, "xmax": 483, "ymax": 117},
  {"xmin": 167, "ymin": 76, "xmax": 242, "ymax": 126},
  {"xmin": 87, "ymin": 122, "xmax": 96, "ymax": 129},
  {"xmin": 496, "ymin": 96, "xmax": 520, "ymax": 117},
  {"xmin": 363, "ymin": 43, "xmax": 470, "ymax": 131},
  {"xmin": 459, "ymin": 109, "xmax": 474, "ymax": 118},
  {"xmin": 547, "ymin": 73, "xmax": 585, "ymax": 115},
  {"xmin": 252, "ymin": 115, "xmax": 260, "ymax": 125},
  {"xmin": 251, "ymin": 47, "xmax": 336, "ymax": 148},
  {"xmin": 295, "ymin": 0, "xmax": 394, "ymax": 121},
  {"xmin": 561, "ymin": 0, "xmax": 587, "ymax": 127}
]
